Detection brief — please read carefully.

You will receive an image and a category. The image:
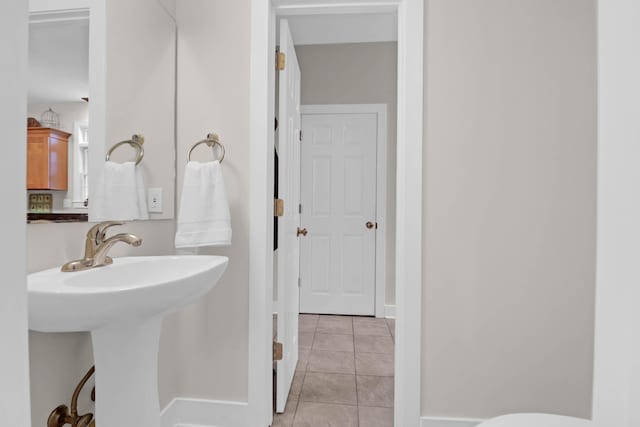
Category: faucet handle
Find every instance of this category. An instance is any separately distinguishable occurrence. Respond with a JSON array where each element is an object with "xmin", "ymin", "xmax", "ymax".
[
  {"xmin": 96, "ymin": 220, "xmax": 125, "ymax": 233},
  {"xmin": 87, "ymin": 221, "xmax": 125, "ymax": 243}
]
